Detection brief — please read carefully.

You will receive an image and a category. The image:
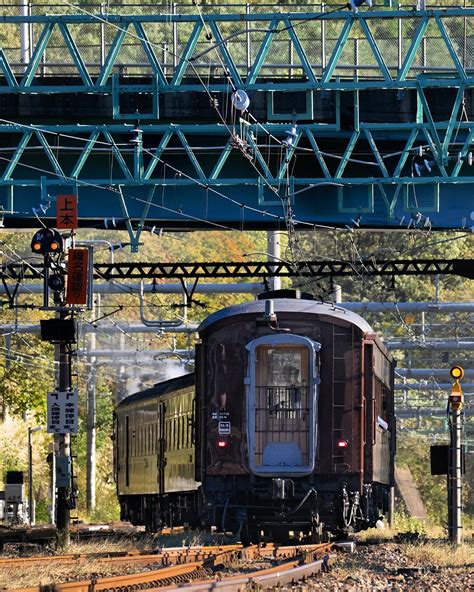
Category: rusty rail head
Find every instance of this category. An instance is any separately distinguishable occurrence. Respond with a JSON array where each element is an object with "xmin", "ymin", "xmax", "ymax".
[{"xmin": 8, "ymin": 543, "xmax": 334, "ymax": 592}]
